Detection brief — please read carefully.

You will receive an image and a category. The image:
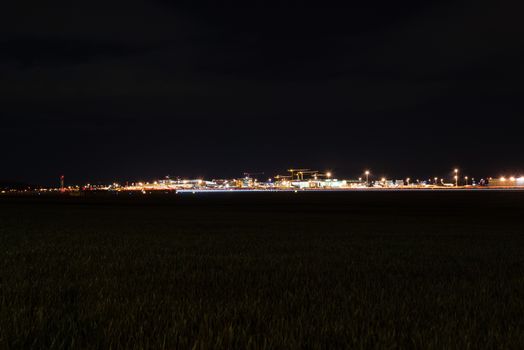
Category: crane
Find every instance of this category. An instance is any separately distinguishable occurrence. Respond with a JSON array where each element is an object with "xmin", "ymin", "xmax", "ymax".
[
  {"xmin": 287, "ymin": 169, "xmax": 319, "ymax": 180},
  {"xmin": 287, "ymin": 168, "xmax": 310, "ymax": 181},
  {"xmin": 297, "ymin": 170, "xmax": 319, "ymax": 180},
  {"xmin": 314, "ymin": 171, "xmax": 332, "ymax": 179},
  {"xmin": 274, "ymin": 174, "xmax": 292, "ymax": 180}
]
